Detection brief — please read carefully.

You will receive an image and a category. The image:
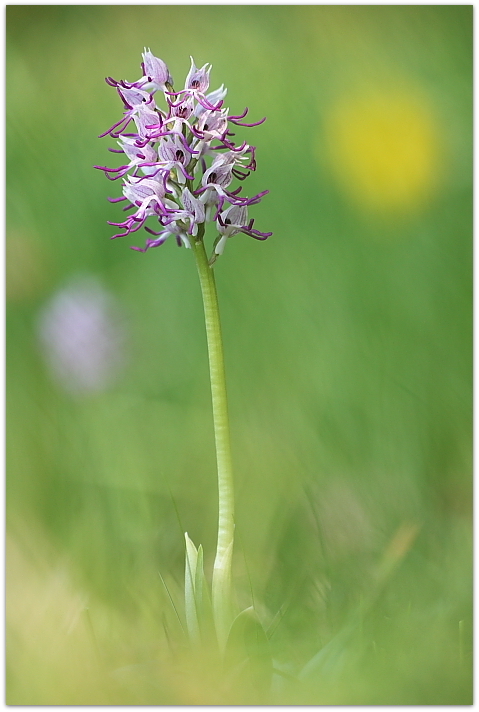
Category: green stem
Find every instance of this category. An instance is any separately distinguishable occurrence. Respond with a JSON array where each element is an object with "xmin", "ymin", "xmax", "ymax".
[{"xmin": 192, "ymin": 232, "xmax": 235, "ymax": 650}]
